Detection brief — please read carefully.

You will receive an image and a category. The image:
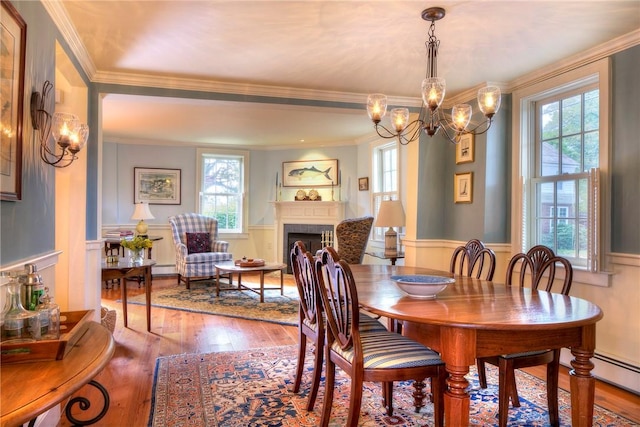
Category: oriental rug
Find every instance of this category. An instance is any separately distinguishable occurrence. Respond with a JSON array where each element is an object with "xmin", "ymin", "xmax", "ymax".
[
  {"xmin": 148, "ymin": 345, "xmax": 636, "ymax": 427},
  {"xmin": 127, "ymin": 277, "xmax": 299, "ymax": 326}
]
